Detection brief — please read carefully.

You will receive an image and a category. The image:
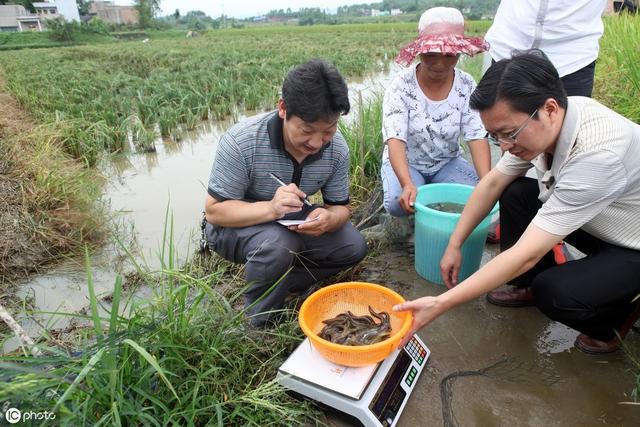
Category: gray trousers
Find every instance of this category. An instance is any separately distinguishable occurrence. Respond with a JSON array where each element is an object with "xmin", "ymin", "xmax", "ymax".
[{"xmin": 206, "ymin": 220, "xmax": 367, "ymax": 326}]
